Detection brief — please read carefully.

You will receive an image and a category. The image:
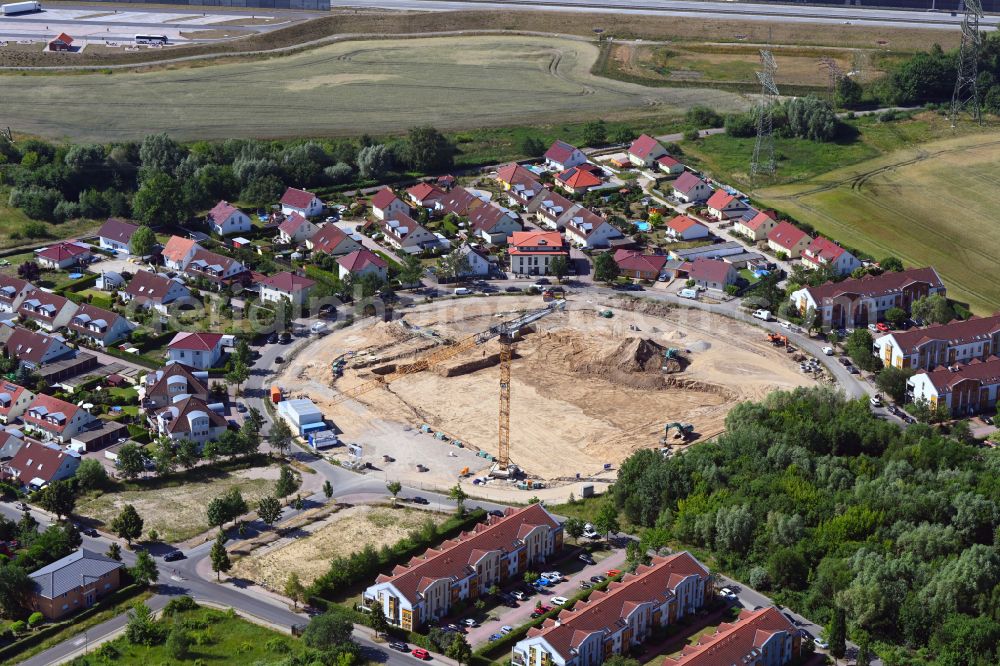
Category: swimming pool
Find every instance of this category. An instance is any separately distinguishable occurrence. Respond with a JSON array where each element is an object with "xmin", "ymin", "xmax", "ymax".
[{"xmin": 634, "ymin": 221, "xmax": 651, "ymax": 232}]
